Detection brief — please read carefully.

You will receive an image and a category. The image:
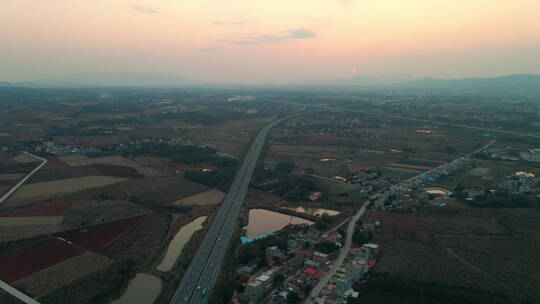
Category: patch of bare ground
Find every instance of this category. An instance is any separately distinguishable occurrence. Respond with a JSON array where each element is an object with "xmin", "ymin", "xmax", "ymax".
[
  {"xmin": 13, "ymin": 251, "xmax": 112, "ymax": 298},
  {"xmin": 172, "ymin": 189, "xmax": 225, "ymax": 207}
]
